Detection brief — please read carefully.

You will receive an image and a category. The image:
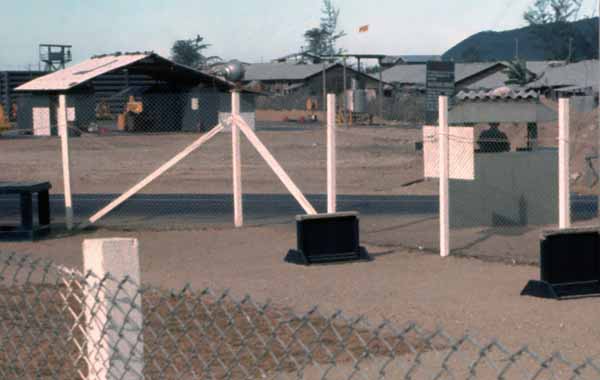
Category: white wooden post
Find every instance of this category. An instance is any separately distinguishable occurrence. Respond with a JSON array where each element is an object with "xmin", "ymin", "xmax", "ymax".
[
  {"xmin": 559, "ymin": 97, "xmax": 571, "ymax": 229},
  {"xmin": 439, "ymin": 96, "xmax": 450, "ymax": 257},
  {"xmin": 232, "ymin": 91, "xmax": 243, "ymax": 227},
  {"xmin": 58, "ymin": 94, "xmax": 74, "ymax": 230},
  {"xmin": 327, "ymin": 94, "xmax": 336, "ymax": 213},
  {"xmin": 83, "ymin": 238, "xmax": 143, "ymax": 380}
]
